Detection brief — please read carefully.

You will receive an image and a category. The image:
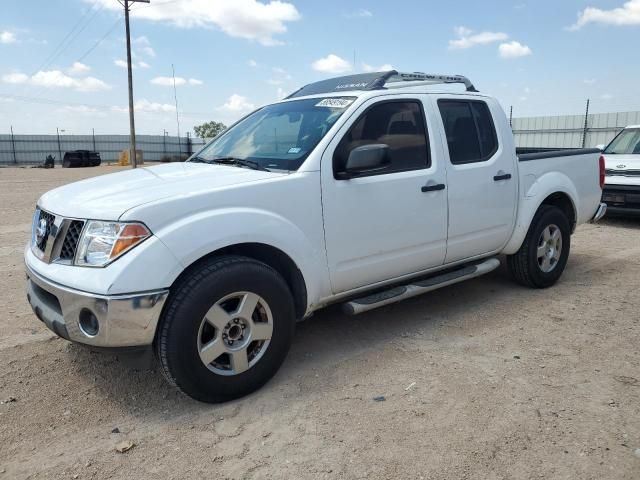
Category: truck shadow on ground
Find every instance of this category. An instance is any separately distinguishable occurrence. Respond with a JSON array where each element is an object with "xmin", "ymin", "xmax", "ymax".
[
  {"xmin": 65, "ymin": 251, "xmax": 629, "ymax": 417},
  {"xmin": 599, "ymin": 215, "xmax": 640, "ymax": 230}
]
